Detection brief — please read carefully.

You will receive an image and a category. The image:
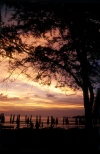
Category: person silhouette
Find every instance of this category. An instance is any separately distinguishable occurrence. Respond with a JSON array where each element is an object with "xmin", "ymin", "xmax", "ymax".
[
  {"xmin": 10, "ymin": 114, "xmax": 12, "ymax": 123},
  {"xmin": 35, "ymin": 120, "xmax": 40, "ymax": 129},
  {"xmin": 16, "ymin": 115, "xmax": 20, "ymax": 128},
  {"xmin": 30, "ymin": 121, "xmax": 34, "ymax": 129},
  {"xmin": 65, "ymin": 117, "xmax": 69, "ymax": 125}
]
